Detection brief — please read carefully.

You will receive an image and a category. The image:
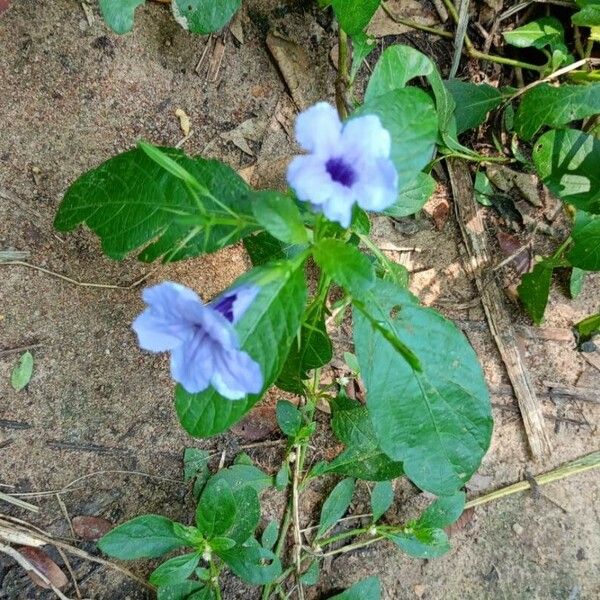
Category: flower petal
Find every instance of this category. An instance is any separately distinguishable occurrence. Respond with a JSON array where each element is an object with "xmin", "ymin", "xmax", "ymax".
[
  {"xmin": 295, "ymin": 102, "xmax": 342, "ymax": 154},
  {"xmin": 287, "ymin": 155, "xmax": 336, "ymax": 206},
  {"xmin": 322, "ymin": 187, "xmax": 356, "ymax": 228},
  {"xmin": 132, "ymin": 282, "xmax": 200, "ymax": 352},
  {"xmin": 170, "ymin": 330, "xmax": 215, "ymax": 394},
  {"xmin": 211, "ymin": 347, "xmax": 264, "ymax": 400},
  {"xmin": 341, "ymin": 114, "xmax": 391, "ymax": 160},
  {"xmin": 210, "ymin": 285, "xmax": 259, "ymax": 324},
  {"xmin": 355, "ymin": 158, "xmax": 399, "ymax": 212}
]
